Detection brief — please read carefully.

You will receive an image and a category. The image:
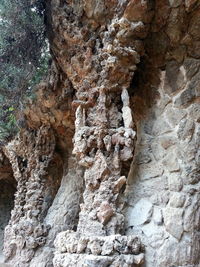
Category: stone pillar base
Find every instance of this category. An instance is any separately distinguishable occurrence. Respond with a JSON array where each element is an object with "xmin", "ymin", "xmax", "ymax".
[
  {"xmin": 53, "ymin": 231, "xmax": 144, "ymax": 267},
  {"xmin": 53, "ymin": 253, "xmax": 144, "ymax": 267}
]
